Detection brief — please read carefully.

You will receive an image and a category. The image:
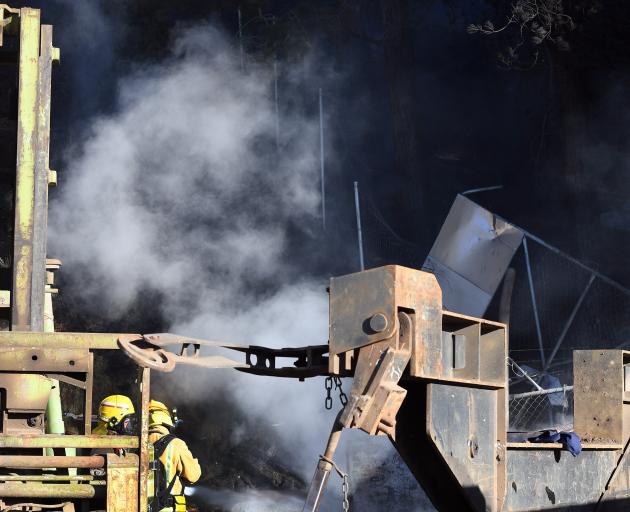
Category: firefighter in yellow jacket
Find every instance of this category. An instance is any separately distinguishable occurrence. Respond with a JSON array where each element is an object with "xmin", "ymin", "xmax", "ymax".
[{"xmin": 148, "ymin": 400, "xmax": 201, "ymax": 512}]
